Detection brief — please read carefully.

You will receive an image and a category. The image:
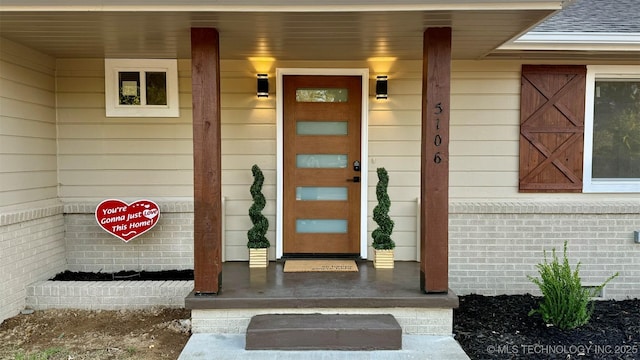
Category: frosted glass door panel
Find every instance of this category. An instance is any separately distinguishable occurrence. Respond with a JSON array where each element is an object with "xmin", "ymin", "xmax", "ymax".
[
  {"xmin": 296, "ymin": 88, "xmax": 348, "ymax": 102},
  {"xmin": 296, "ymin": 219, "xmax": 348, "ymax": 233},
  {"xmin": 296, "ymin": 187, "xmax": 348, "ymax": 201},
  {"xmin": 296, "ymin": 121, "xmax": 348, "ymax": 135},
  {"xmin": 296, "ymin": 154, "xmax": 347, "ymax": 168}
]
